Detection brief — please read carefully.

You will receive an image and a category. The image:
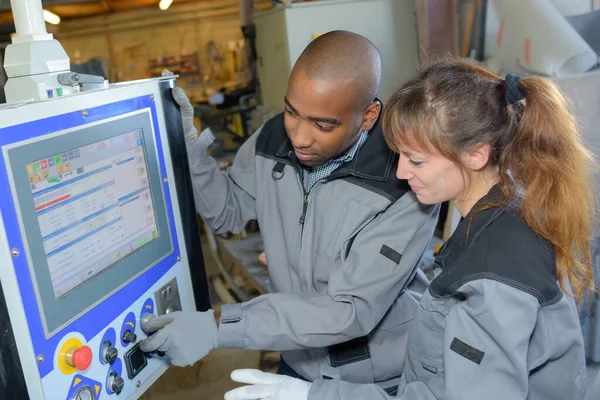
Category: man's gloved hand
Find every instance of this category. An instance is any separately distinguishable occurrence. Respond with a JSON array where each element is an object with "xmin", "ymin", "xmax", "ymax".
[
  {"xmin": 139, "ymin": 310, "xmax": 218, "ymax": 367},
  {"xmin": 172, "ymin": 87, "xmax": 215, "ymax": 150},
  {"xmin": 172, "ymin": 87, "xmax": 198, "ymax": 143},
  {"xmin": 224, "ymin": 369, "xmax": 312, "ymax": 400}
]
